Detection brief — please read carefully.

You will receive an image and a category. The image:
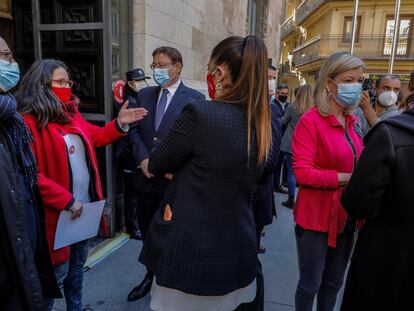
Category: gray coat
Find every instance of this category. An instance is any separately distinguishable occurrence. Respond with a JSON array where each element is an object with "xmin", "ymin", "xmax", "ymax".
[{"xmin": 280, "ymin": 104, "xmax": 301, "ymax": 154}]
